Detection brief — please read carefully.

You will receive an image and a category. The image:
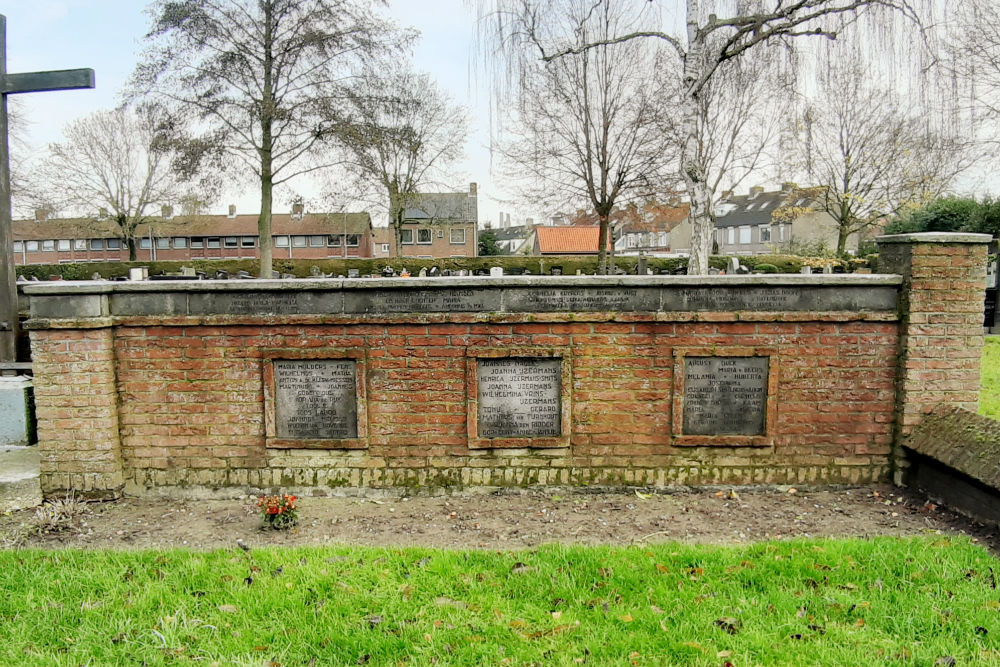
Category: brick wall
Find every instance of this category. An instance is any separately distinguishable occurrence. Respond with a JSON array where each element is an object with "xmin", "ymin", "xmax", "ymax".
[{"xmin": 22, "ymin": 232, "xmax": 991, "ymax": 497}]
